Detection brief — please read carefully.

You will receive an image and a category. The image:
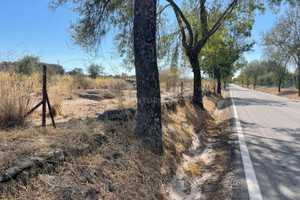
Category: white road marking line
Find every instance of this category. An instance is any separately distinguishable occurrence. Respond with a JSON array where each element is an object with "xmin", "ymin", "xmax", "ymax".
[{"xmin": 230, "ymin": 86, "xmax": 263, "ymax": 200}]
